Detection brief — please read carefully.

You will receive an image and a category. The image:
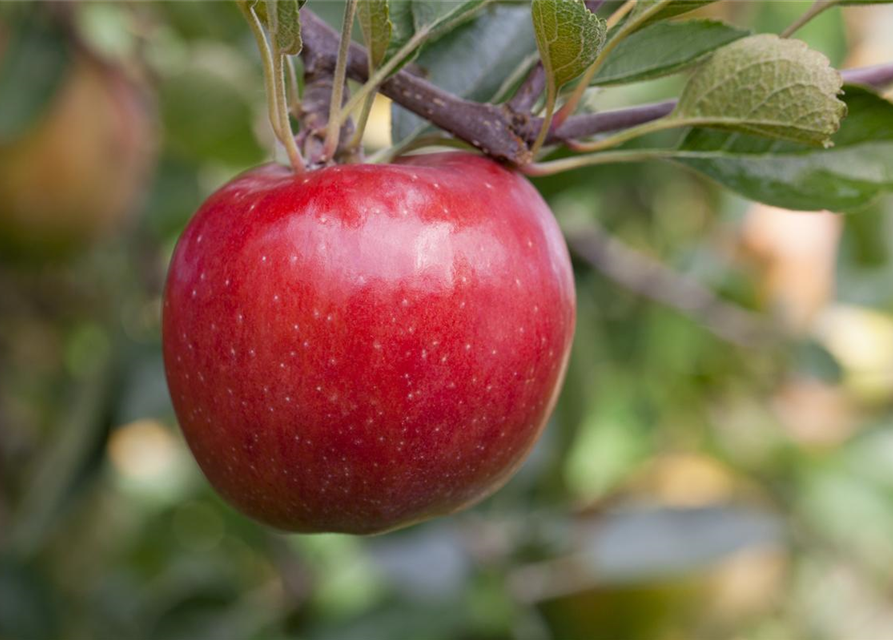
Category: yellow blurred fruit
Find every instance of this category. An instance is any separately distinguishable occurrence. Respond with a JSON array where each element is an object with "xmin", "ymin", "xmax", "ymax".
[
  {"xmin": 814, "ymin": 305, "xmax": 893, "ymax": 404},
  {"xmin": 627, "ymin": 453, "xmax": 738, "ymax": 507},
  {"xmin": 772, "ymin": 377, "xmax": 857, "ymax": 447},
  {"xmin": 738, "ymin": 204, "xmax": 842, "ymax": 333}
]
